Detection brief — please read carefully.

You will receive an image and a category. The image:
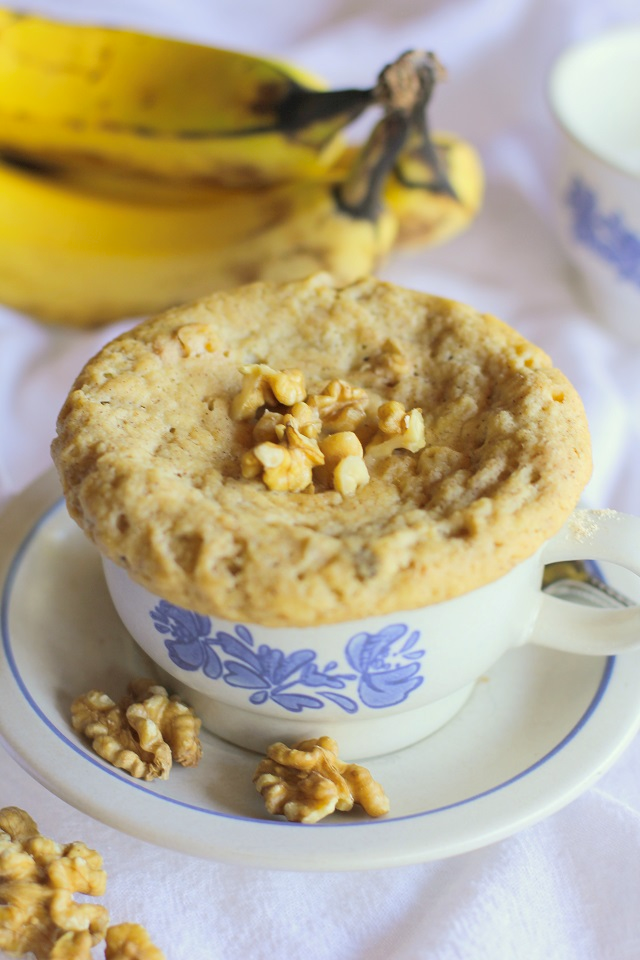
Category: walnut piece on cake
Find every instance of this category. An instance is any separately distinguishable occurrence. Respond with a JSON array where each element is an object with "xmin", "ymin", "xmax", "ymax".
[
  {"xmin": 365, "ymin": 400, "xmax": 426, "ymax": 460},
  {"xmin": 241, "ymin": 412, "xmax": 325, "ymax": 492},
  {"xmin": 318, "ymin": 431, "xmax": 370, "ymax": 495},
  {"xmin": 307, "ymin": 378, "xmax": 370, "ymax": 433},
  {"xmin": 239, "ymin": 371, "xmax": 374, "ymax": 495},
  {"xmin": 253, "ymin": 401, "xmax": 323, "ymax": 443},
  {"xmin": 231, "ymin": 363, "xmax": 306, "ymax": 420}
]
